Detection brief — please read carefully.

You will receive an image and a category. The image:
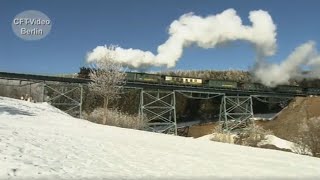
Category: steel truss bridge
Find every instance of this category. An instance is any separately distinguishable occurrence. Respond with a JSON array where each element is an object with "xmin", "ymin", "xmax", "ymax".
[
  {"xmin": 0, "ymin": 72, "xmax": 87, "ymax": 118},
  {"xmin": 0, "ymin": 71, "xmax": 312, "ymax": 134}
]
